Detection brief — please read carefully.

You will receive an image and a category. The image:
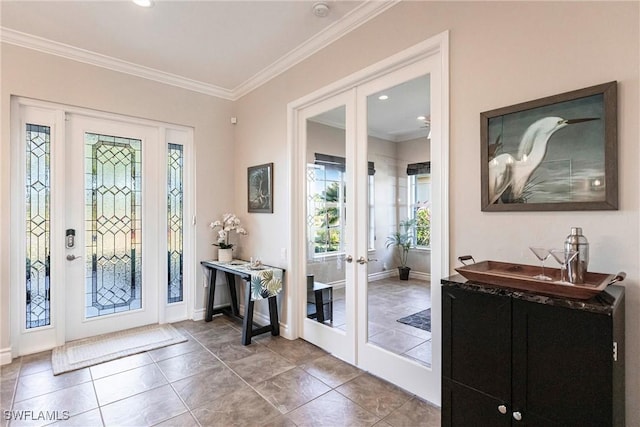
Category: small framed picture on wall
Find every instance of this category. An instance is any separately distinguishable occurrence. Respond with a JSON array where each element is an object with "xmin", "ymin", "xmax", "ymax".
[{"xmin": 248, "ymin": 163, "xmax": 274, "ymax": 213}]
